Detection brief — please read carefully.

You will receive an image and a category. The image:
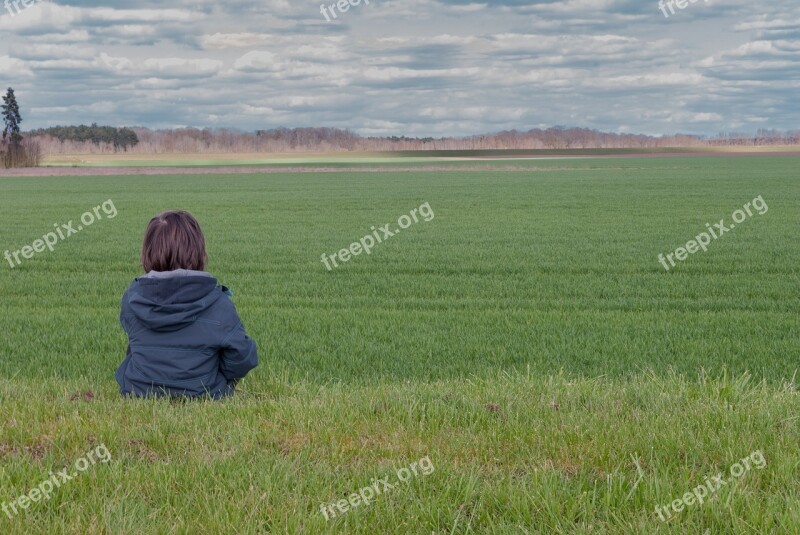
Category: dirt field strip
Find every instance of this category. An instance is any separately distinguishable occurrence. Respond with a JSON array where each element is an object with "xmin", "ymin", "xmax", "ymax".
[{"xmin": 0, "ymin": 165, "xmax": 608, "ymax": 177}]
